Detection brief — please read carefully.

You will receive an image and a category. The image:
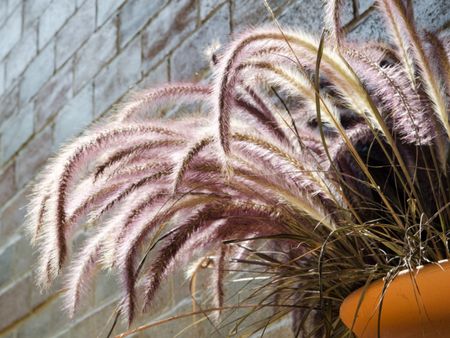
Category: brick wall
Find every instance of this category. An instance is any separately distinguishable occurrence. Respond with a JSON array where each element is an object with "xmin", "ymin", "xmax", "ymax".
[{"xmin": 0, "ymin": 0, "xmax": 448, "ymax": 337}]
